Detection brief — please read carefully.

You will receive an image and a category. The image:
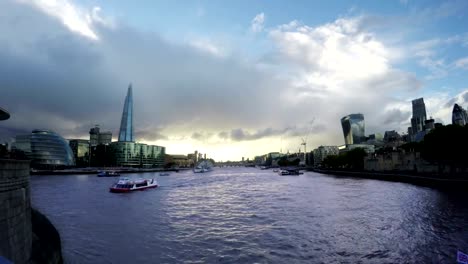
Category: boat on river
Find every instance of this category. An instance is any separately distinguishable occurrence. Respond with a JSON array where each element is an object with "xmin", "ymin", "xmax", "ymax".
[
  {"xmin": 109, "ymin": 178, "xmax": 158, "ymax": 193},
  {"xmin": 97, "ymin": 170, "xmax": 120, "ymax": 177},
  {"xmin": 278, "ymin": 169, "xmax": 303, "ymax": 176},
  {"xmin": 159, "ymin": 172, "xmax": 170, "ymax": 176}
]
